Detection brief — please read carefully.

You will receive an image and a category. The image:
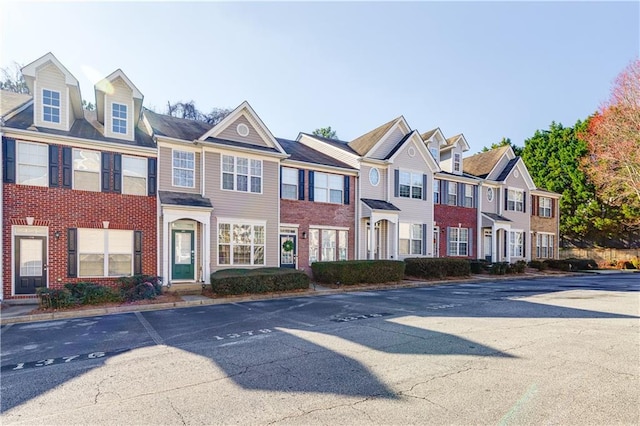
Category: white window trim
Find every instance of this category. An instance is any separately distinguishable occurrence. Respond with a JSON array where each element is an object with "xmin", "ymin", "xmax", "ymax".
[
  {"xmin": 72, "ymin": 148, "xmax": 101, "ymax": 192},
  {"xmin": 221, "ymin": 154, "xmax": 263, "ymax": 194},
  {"xmin": 313, "ymin": 171, "xmax": 343, "ymax": 204},
  {"xmin": 399, "ymin": 169, "xmax": 423, "ymax": 199},
  {"xmin": 536, "ymin": 232, "xmax": 555, "ymax": 258},
  {"xmin": 464, "ymin": 184, "xmax": 474, "ymax": 208},
  {"xmin": 42, "ymin": 88, "xmax": 61, "ymax": 124},
  {"xmin": 509, "ymin": 230, "xmax": 525, "ymax": 257},
  {"xmin": 122, "ymin": 155, "xmax": 148, "ymax": 196},
  {"xmin": 447, "ymin": 182, "xmax": 457, "ymax": 205},
  {"xmin": 399, "ymin": 222, "xmax": 423, "ymax": 256},
  {"xmin": 507, "ymin": 188, "xmax": 524, "ymax": 212},
  {"xmin": 448, "ymin": 227, "xmax": 469, "ymax": 257},
  {"xmin": 539, "ymin": 197, "xmax": 552, "ymax": 217},
  {"xmin": 172, "ymin": 149, "xmax": 196, "ymax": 189},
  {"xmin": 217, "ymin": 220, "xmax": 267, "ymax": 266},
  {"xmin": 111, "ymin": 102, "xmax": 128, "ymax": 135},
  {"xmin": 453, "ymin": 153, "xmax": 461, "ymax": 172},
  {"xmin": 78, "ymin": 229, "xmax": 134, "ymax": 278},
  {"xmin": 16, "ymin": 141, "xmax": 48, "ymax": 187},
  {"xmin": 433, "ymin": 179, "xmax": 440, "ymax": 203},
  {"xmin": 281, "ymin": 167, "xmax": 298, "ymax": 200}
]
